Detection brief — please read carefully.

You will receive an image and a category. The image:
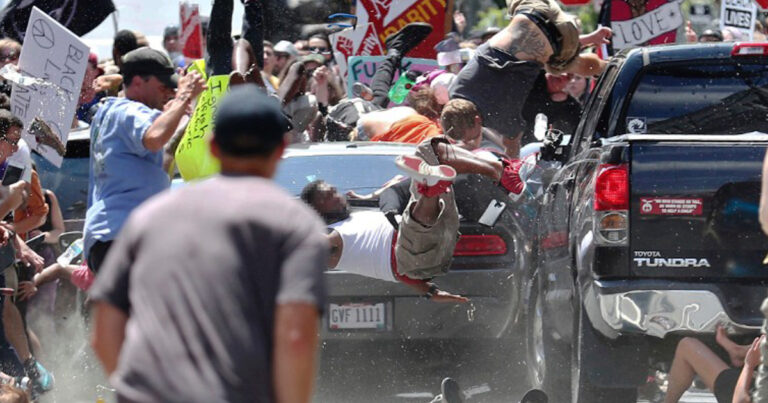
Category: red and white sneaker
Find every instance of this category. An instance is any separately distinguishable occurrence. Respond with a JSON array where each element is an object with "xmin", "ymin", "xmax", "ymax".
[
  {"xmin": 395, "ymin": 155, "xmax": 456, "ymax": 186},
  {"xmin": 396, "ymin": 155, "xmax": 456, "ymax": 198}
]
